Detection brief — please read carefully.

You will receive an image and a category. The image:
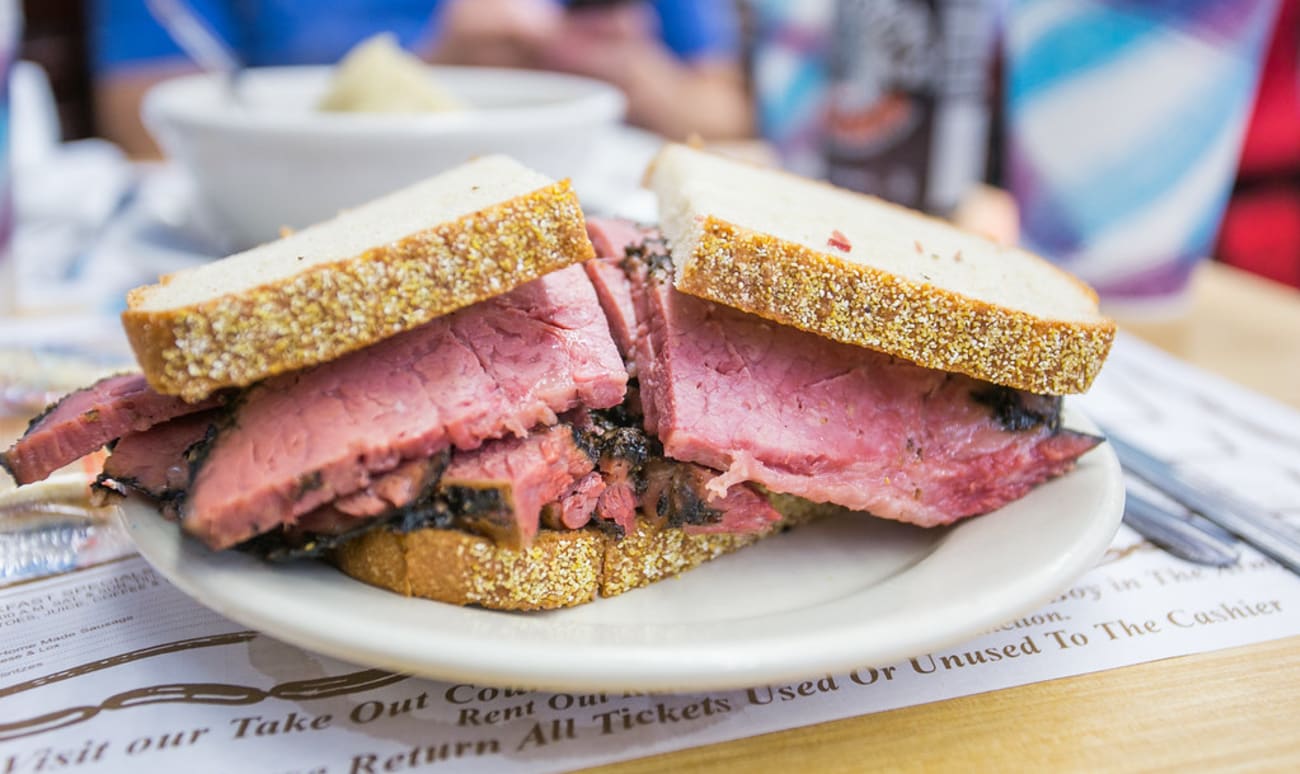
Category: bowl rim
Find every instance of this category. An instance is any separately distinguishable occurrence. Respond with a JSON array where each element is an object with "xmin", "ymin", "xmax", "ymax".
[{"xmin": 142, "ymin": 64, "xmax": 628, "ymax": 137}]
